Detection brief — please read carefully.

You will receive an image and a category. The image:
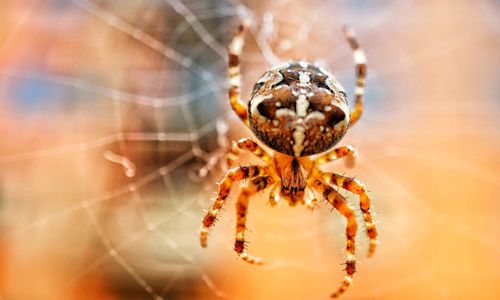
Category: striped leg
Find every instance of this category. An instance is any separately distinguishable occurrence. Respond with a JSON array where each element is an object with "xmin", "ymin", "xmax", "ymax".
[
  {"xmin": 200, "ymin": 165, "xmax": 267, "ymax": 247},
  {"xmin": 311, "ymin": 178, "xmax": 358, "ymax": 298},
  {"xmin": 317, "ymin": 145, "xmax": 357, "ymax": 168},
  {"xmin": 235, "ymin": 176, "xmax": 275, "ymax": 265},
  {"xmin": 227, "ymin": 138, "xmax": 273, "ymax": 167},
  {"xmin": 323, "ymin": 172, "xmax": 378, "ymax": 257},
  {"xmin": 342, "ymin": 26, "xmax": 367, "ymax": 127},
  {"xmin": 228, "ymin": 20, "xmax": 250, "ymax": 125}
]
